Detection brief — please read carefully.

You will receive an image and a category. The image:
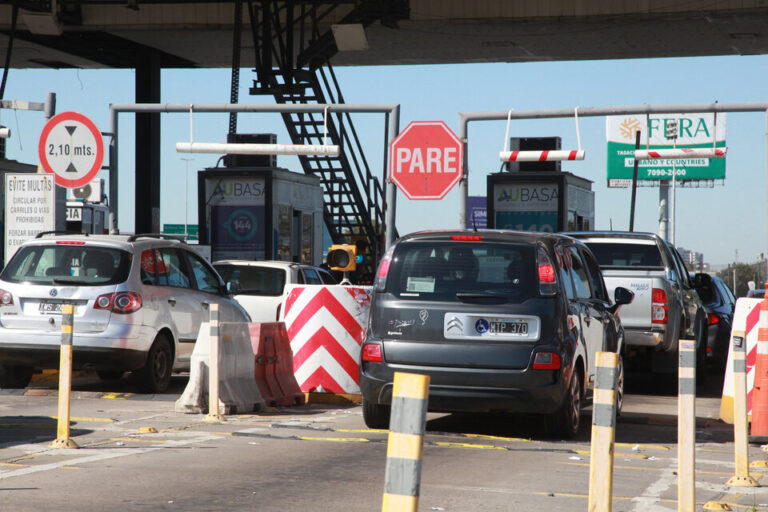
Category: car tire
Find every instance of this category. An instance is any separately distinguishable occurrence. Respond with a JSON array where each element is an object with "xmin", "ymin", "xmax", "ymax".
[
  {"xmin": 97, "ymin": 371, "xmax": 124, "ymax": 381},
  {"xmin": 362, "ymin": 396, "xmax": 391, "ymax": 429},
  {"xmin": 0, "ymin": 365, "xmax": 33, "ymax": 389},
  {"xmin": 134, "ymin": 334, "xmax": 172, "ymax": 393},
  {"xmin": 547, "ymin": 369, "xmax": 582, "ymax": 439},
  {"xmin": 694, "ymin": 312, "xmax": 708, "ymax": 383},
  {"xmin": 616, "ymin": 352, "xmax": 624, "ymax": 416}
]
